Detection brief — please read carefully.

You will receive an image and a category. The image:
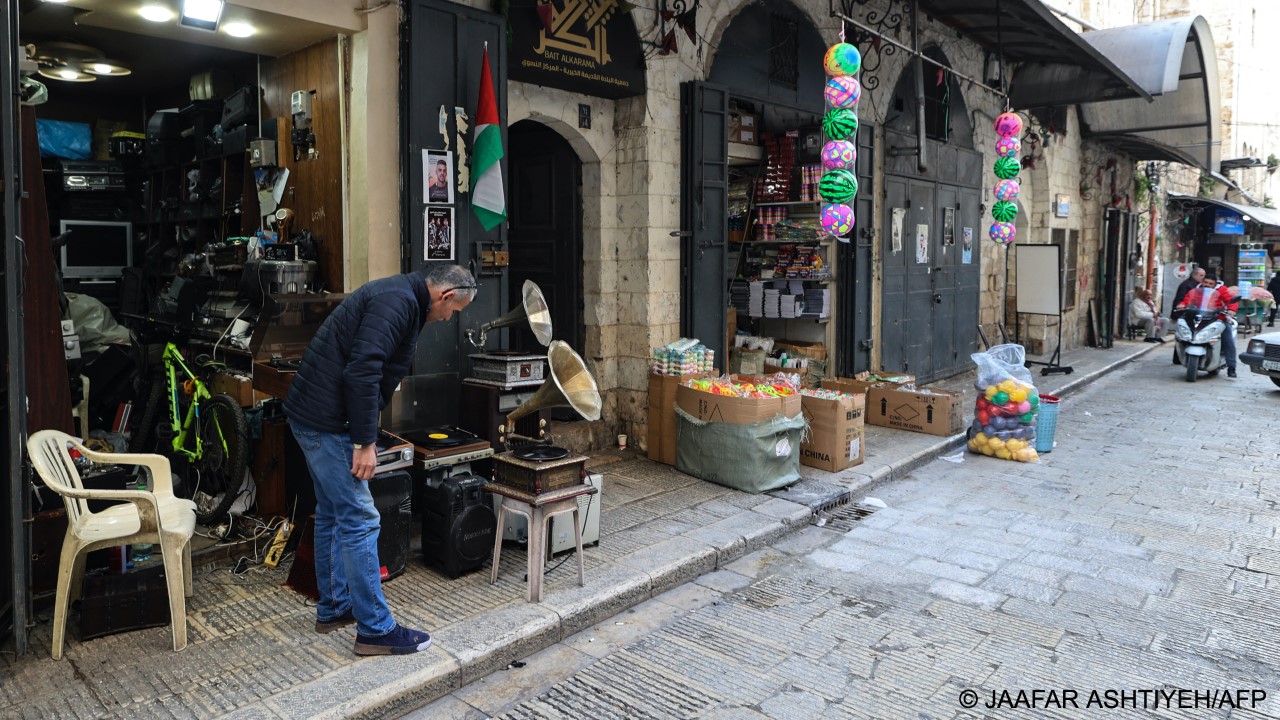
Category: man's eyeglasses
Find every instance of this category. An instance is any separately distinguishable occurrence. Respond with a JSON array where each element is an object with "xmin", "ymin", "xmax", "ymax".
[{"xmin": 442, "ymin": 285, "xmax": 477, "ymax": 296}]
